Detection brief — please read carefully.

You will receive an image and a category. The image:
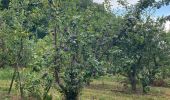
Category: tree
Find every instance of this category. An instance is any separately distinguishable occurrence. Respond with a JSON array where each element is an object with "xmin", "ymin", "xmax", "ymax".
[
  {"xmin": 36, "ymin": 0, "xmax": 121, "ymax": 99},
  {"xmin": 0, "ymin": 0, "xmax": 32, "ymax": 98},
  {"xmin": 115, "ymin": 0, "xmax": 170, "ymax": 92}
]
